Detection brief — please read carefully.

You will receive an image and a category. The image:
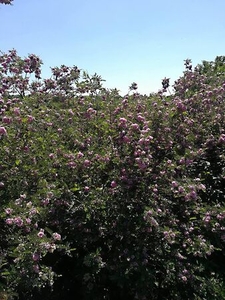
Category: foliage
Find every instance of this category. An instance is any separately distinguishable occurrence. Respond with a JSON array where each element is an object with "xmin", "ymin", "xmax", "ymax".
[{"xmin": 0, "ymin": 50, "xmax": 225, "ymax": 300}]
